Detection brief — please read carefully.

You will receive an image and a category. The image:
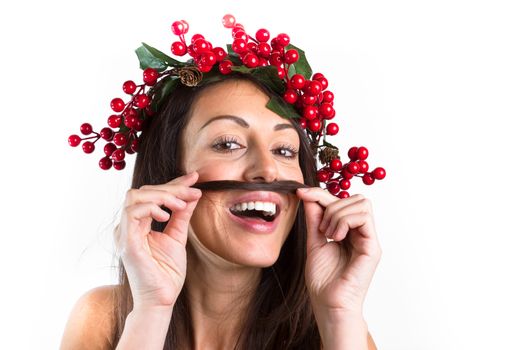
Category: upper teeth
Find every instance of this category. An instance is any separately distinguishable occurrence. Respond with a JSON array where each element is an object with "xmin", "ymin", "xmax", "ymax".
[{"xmin": 230, "ymin": 201, "xmax": 277, "ymax": 216}]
